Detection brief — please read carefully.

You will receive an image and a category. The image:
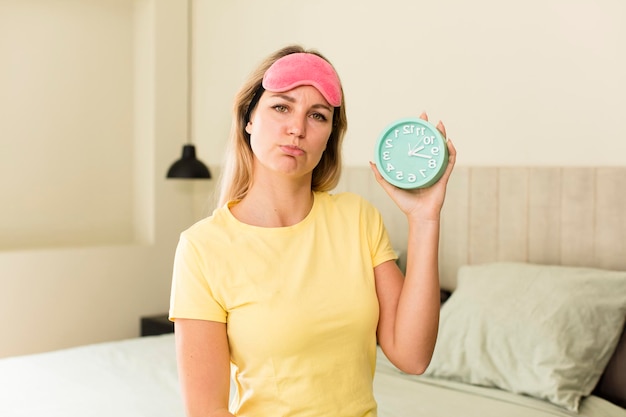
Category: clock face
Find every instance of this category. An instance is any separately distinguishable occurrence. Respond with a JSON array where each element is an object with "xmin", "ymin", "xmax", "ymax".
[{"xmin": 374, "ymin": 118, "xmax": 449, "ymax": 189}]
